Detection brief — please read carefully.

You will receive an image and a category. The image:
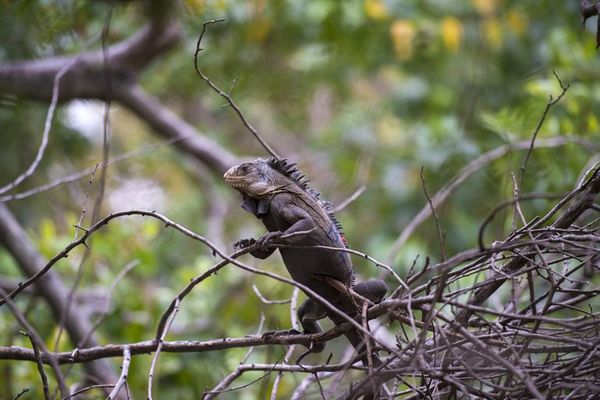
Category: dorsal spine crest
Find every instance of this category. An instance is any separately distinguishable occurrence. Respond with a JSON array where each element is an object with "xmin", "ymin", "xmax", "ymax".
[{"xmin": 267, "ymin": 157, "xmax": 349, "ymax": 247}]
